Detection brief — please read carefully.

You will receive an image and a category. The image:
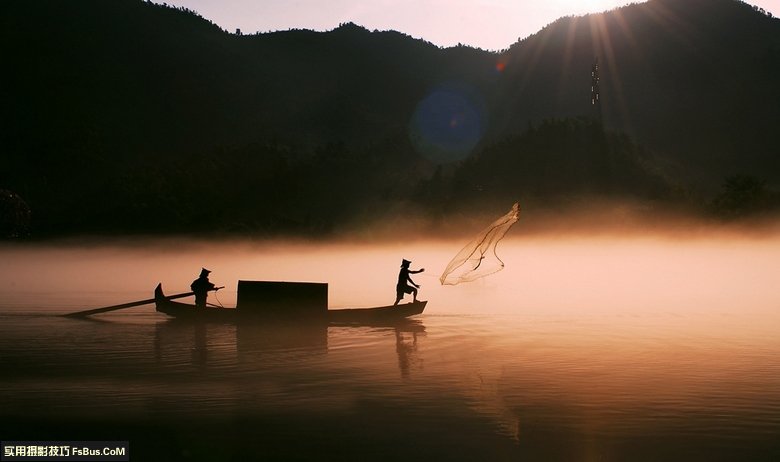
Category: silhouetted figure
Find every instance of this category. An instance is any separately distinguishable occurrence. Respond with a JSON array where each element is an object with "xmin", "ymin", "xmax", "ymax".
[
  {"xmin": 191, "ymin": 268, "xmax": 216, "ymax": 309},
  {"xmin": 394, "ymin": 259, "xmax": 424, "ymax": 305}
]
